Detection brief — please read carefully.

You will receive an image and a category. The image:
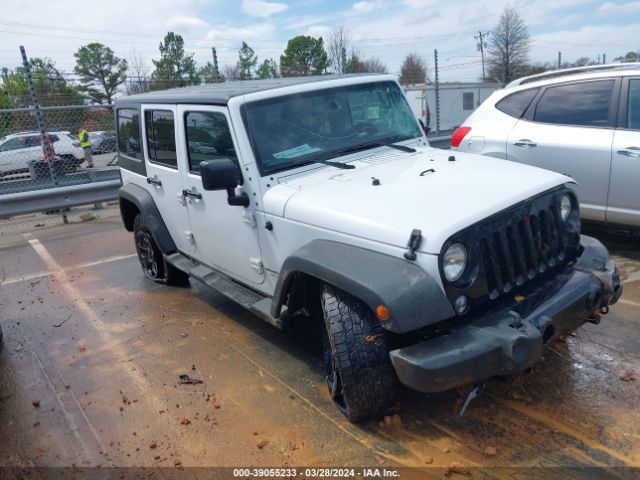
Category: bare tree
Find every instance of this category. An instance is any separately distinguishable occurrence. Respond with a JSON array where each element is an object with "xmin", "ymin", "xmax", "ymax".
[
  {"xmin": 328, "ymin": 26, "xmax": 351, "ymax": 74},
  {"xmin": 346, "ymin": 51, "xmax": 388, "ymax": 73},
  {"xmin": 486, "ymin": 7, "xmax": 530, "ymax": 84},
  {"xmin": 399, "ymin": 53, "xmax": 428, "ymax": 85},
  {"xmin": 127, "ymin": 47, "xmax": 150, "ymax": 94},
  {"xmin": 222, "ymin": 64, "xmax": 241, "ymax": 81}
]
